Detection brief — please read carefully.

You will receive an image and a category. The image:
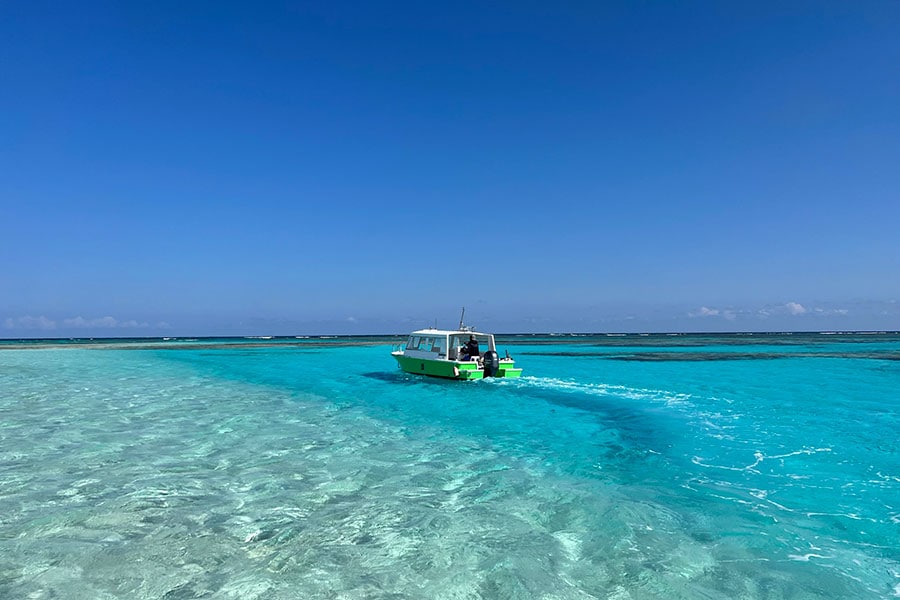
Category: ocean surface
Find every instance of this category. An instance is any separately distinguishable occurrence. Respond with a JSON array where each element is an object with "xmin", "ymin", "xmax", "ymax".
[{"xmin": 1, "ymin": 333, "xmax": 898, "ymax": 599}]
